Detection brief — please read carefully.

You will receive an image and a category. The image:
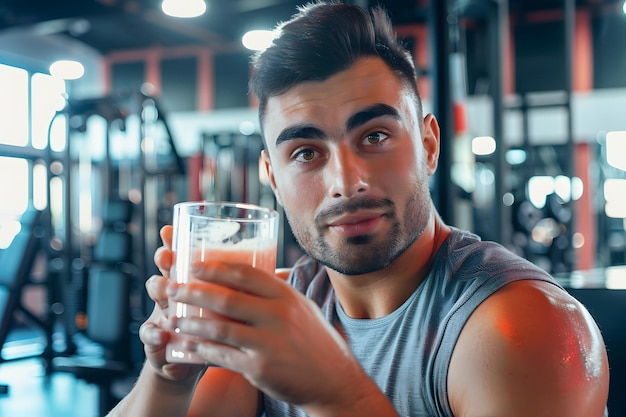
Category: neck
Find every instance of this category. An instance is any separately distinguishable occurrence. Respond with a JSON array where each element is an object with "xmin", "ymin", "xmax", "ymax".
[{"xmin": 327, "ymin": 213, "xmax": 451, "ymax": 319}]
